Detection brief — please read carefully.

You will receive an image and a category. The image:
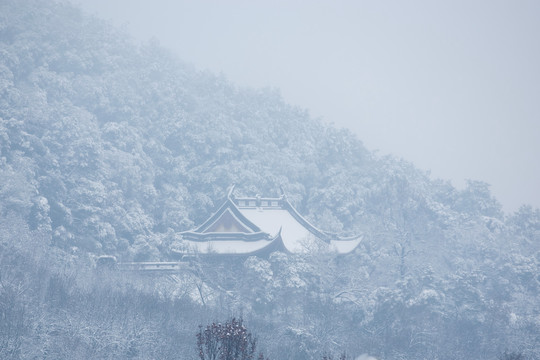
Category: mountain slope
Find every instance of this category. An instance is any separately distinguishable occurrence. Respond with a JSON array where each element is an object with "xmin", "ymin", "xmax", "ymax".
[{"xmin": 0, "ymin": 0, "xmax": 515, "ymax": 259}]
